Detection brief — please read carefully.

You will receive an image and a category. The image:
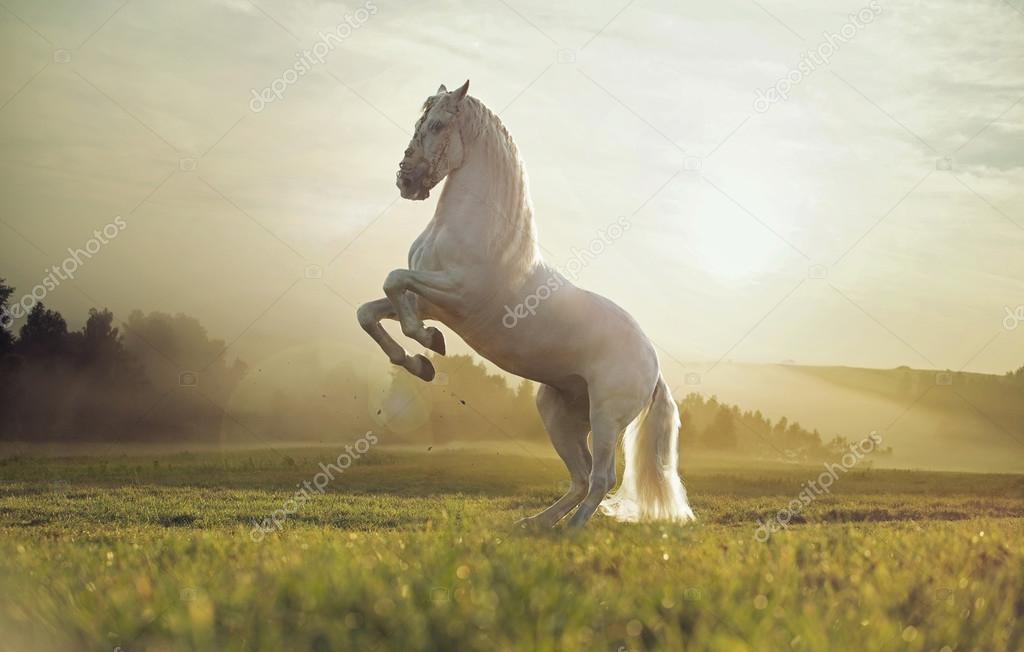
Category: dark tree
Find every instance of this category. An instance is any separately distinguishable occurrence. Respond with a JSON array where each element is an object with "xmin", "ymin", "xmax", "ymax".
[
  {"xmin": 0, "ymin": 278, "xmax": 15, "ymax": 354},
  {"xmin": 0, "ymin": 288, "xmax": 248, "ymax": 442},
  {"xmin": 17, "ymin": 303, "xmax": 68, "ymax": 358},
  {"xmin": 0, "ymin": 279, "xmax": 15, "ymax": 429},
  {"xmin": 74, "ymin": 309, "xmax": 127, "ymax": 373}
]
